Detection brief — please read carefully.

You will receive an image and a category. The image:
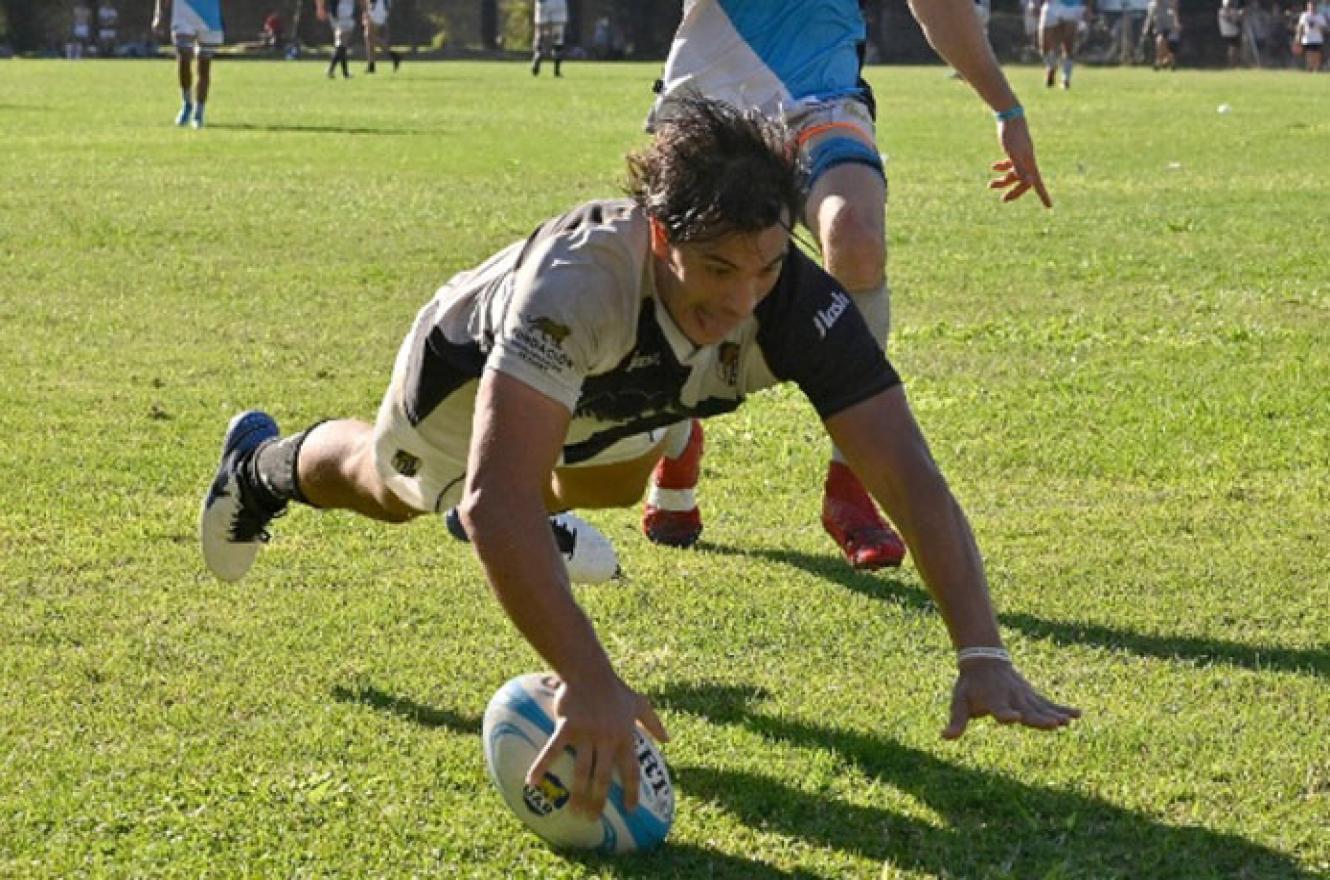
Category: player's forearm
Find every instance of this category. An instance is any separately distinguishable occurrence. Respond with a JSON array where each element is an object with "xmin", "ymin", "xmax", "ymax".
[
  {"xmin": 463, "ymin": 494, "xmax": 617, "ymax": 687},
  {"xmin": 889, "ymin": 474, "xmax": 1005, "ymax": 649},
  {"xmin": 826, "ymin": 391, "xmax": 1003, "ymax": 649},
  {"xmin": 907, "ymin": 0, "xmax": 1021, "ymax": 112}
]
